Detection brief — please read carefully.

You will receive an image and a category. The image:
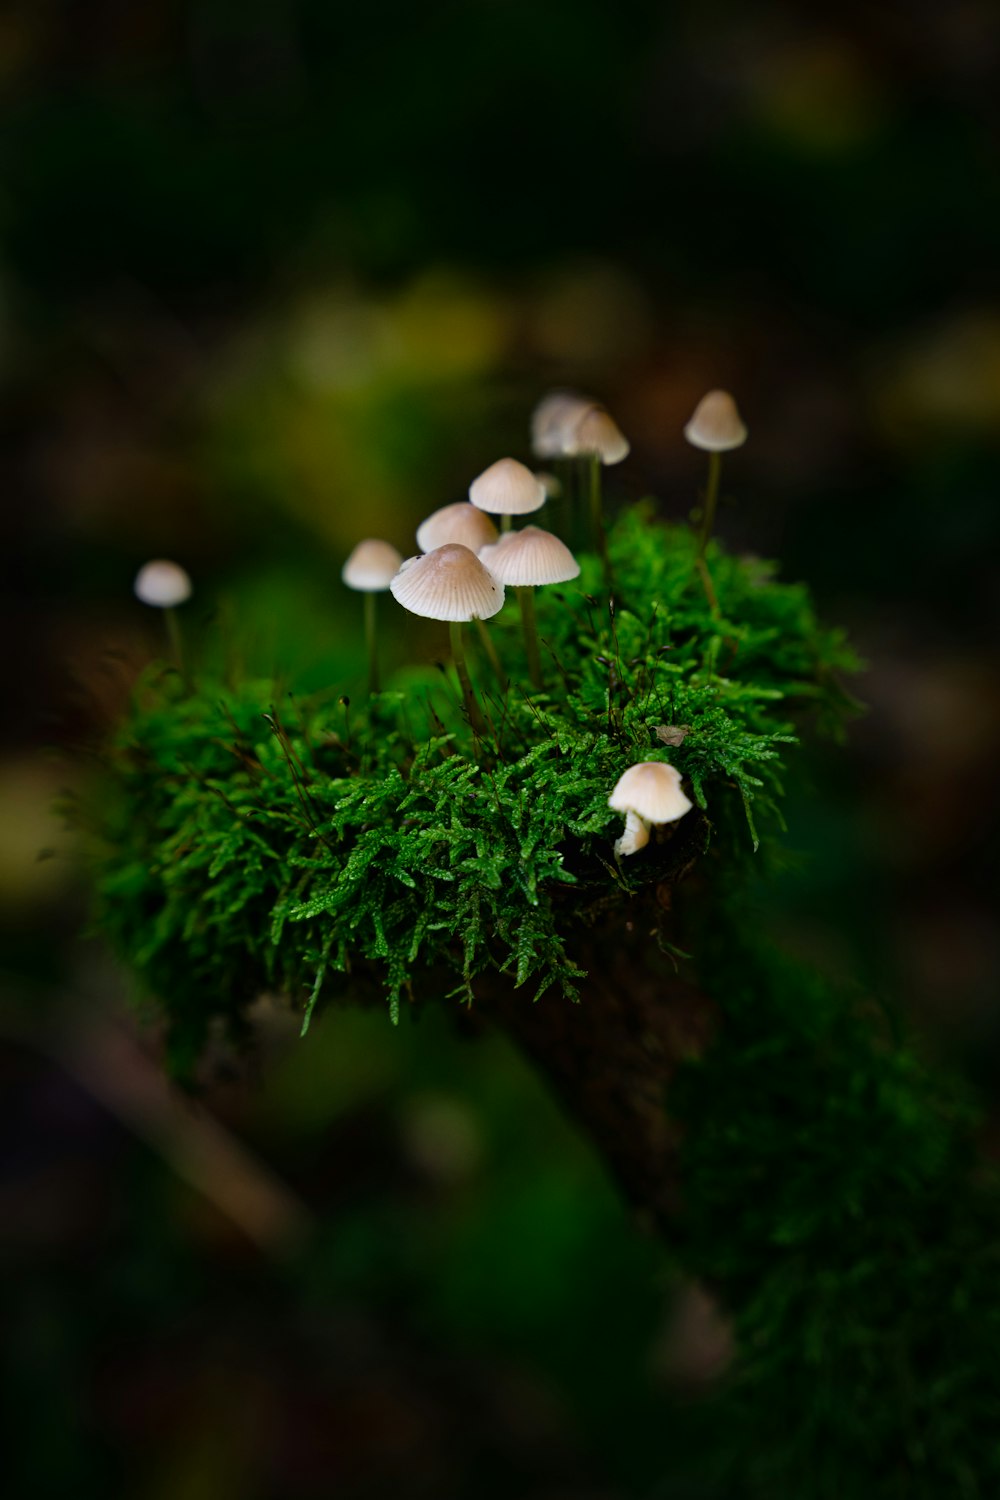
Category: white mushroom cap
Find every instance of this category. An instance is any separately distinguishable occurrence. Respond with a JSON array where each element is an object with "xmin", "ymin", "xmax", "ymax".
[
  {"xmin": 342, "ymin": 538, "xmax": 404, "ymax": 592},
  {"xmin": 683, "ymin": 390, "xmax": 748, "ymax": 452},
  {"xmin": 389, "ymin": 543, "xmax": 504, "ymax": 622},
  {"xmin": 416, "ymin": 502, "xmax": 499, "ymax": 555},
  {"xmin": 531, "ymin": 391, "xmax": 594, "ymax": 459},
  {"xmin": 608, "ymin": 762, "xmax": 693, "ymax": 824},
  {"xmin": 134, "ymin": 559, "xmax": 192, "ymax": 608},
  {"xmin": 478, "ymin": 525, "xmax": 580, "ymax": 588},
  {"xmin": 469, "ymin": 457, "xmax": 546, "ymax": 516},
  {"xmin": 566, "ymin": 405, "xmax": 630, "ymax": 465},
  {"xmin": 536, "ymin": 471, "xmax": 562, "ymax": 499}
]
